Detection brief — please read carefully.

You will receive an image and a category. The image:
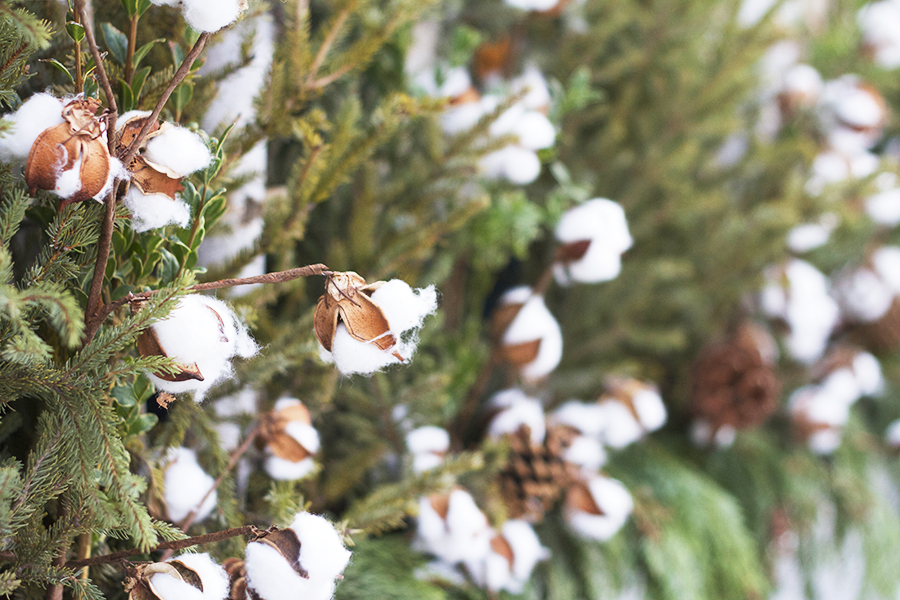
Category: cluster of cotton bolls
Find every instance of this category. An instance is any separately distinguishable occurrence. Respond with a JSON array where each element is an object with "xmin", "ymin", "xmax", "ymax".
[
  {"xmin": 137, "ymin": 294, "xmax": 258, "ymax": 401},
  {"xmin": 413, "ymin": 488, "xmax": 549, "ymax": 594},
  {"xmin": 789, "ymin": 349, "xmax": 884, "ymax": 454},
  {"xmin": 857, "ymin": 0, "xmax": 900, "ymax": 69},
  {"xmin": 411, "ymin": 63, "xmax": 556, "ymax": 185},
  {"xmin": 149, "ymin": 0, "xmax": 245, "ymax": 33},
  {"xmin": 259, "ymin": 398, "xmax": 321, "ymax": 481},
  {"xmin": 196, "ymin": 13, "xmax": 275, "ymax": 296}
]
